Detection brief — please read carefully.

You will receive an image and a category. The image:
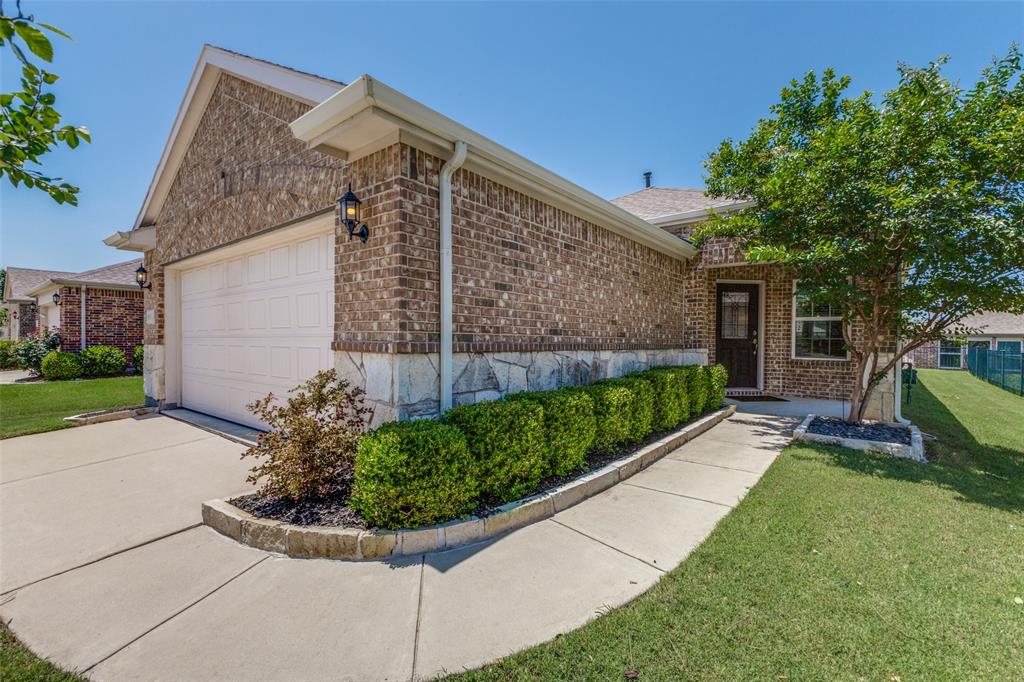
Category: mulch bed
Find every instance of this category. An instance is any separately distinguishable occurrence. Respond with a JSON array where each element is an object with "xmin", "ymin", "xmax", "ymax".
[
  {"xmin": 232, "ymin": 420, "xmax": 695, "ymax": 528},
  {"xmin": 807, "ymin": 416, "xmax": 911, "ymax": 445}
]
